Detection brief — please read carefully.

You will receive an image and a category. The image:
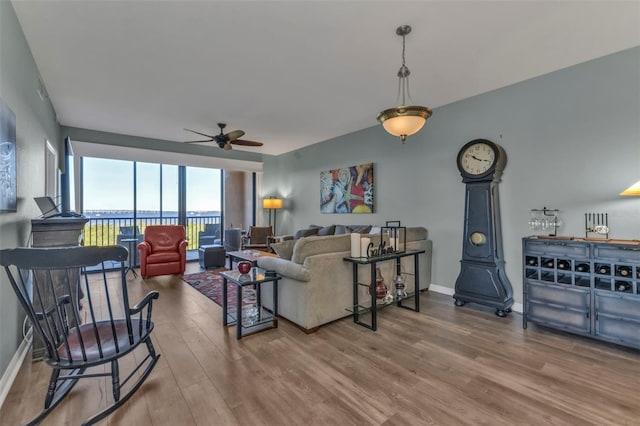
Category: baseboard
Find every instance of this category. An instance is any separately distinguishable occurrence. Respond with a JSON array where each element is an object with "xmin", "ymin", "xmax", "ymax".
[
  {"xmin": 0, "ymin": 328, "xmax": 32, "ymax": 410},
  {"xmin": 428, "ymin": 284, "xmax": 523, "ymax": 314}
]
